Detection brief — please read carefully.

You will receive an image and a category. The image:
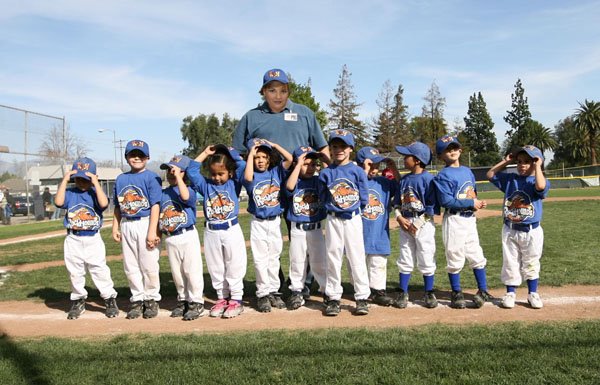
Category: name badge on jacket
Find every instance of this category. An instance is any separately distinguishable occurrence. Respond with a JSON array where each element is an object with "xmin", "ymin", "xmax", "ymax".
[{"xmin": 284, "ymin": 113, "xmax": 298, "ymax": 121}]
